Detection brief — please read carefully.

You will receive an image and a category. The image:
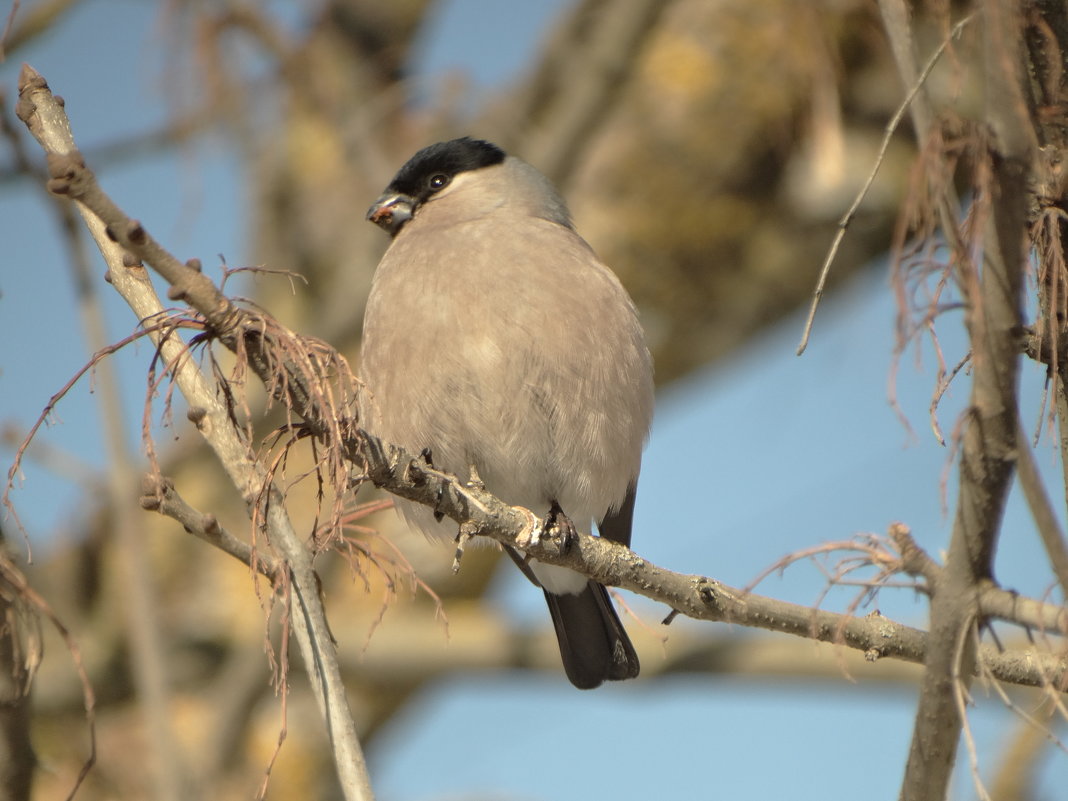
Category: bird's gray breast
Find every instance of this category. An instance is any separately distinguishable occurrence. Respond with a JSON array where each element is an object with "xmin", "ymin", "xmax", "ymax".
[{"xmin": 360, "ymin": 214, "xmax": 651, "ymax": 537}]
